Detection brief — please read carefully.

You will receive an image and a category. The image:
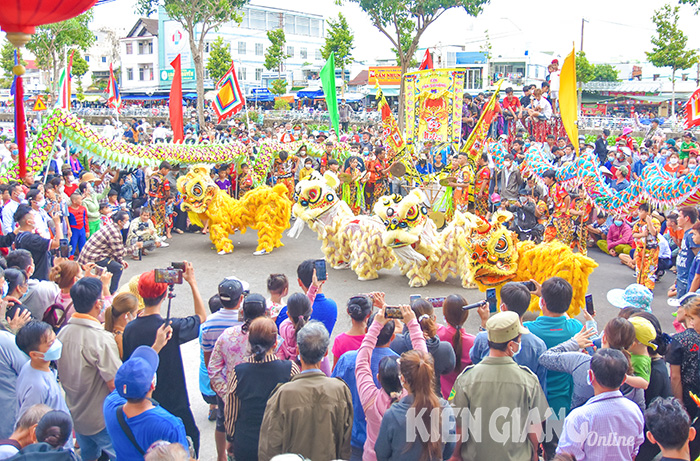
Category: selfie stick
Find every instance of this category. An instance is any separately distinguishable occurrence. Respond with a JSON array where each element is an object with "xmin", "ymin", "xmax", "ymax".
[{"xmin": 165, "ymin": 283, "xmax": 176, "ymax": 322}]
